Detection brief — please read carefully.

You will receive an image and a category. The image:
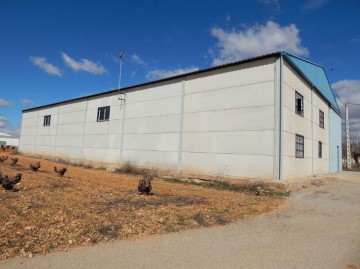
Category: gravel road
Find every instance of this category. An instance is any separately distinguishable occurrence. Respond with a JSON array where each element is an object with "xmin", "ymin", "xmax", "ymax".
[{"xmin": 1, "ymin": 171, "xmax": 359, "ymax": 269}]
